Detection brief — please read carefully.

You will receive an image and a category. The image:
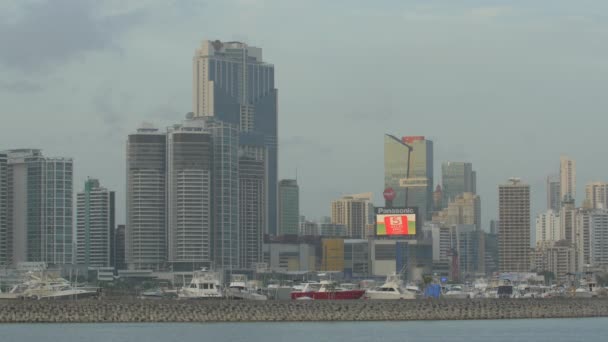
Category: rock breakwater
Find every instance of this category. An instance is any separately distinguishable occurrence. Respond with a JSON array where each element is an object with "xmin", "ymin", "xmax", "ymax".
[{"xmin": 0, "ymin": 299, "xmax": 607, "ymax": 323}]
